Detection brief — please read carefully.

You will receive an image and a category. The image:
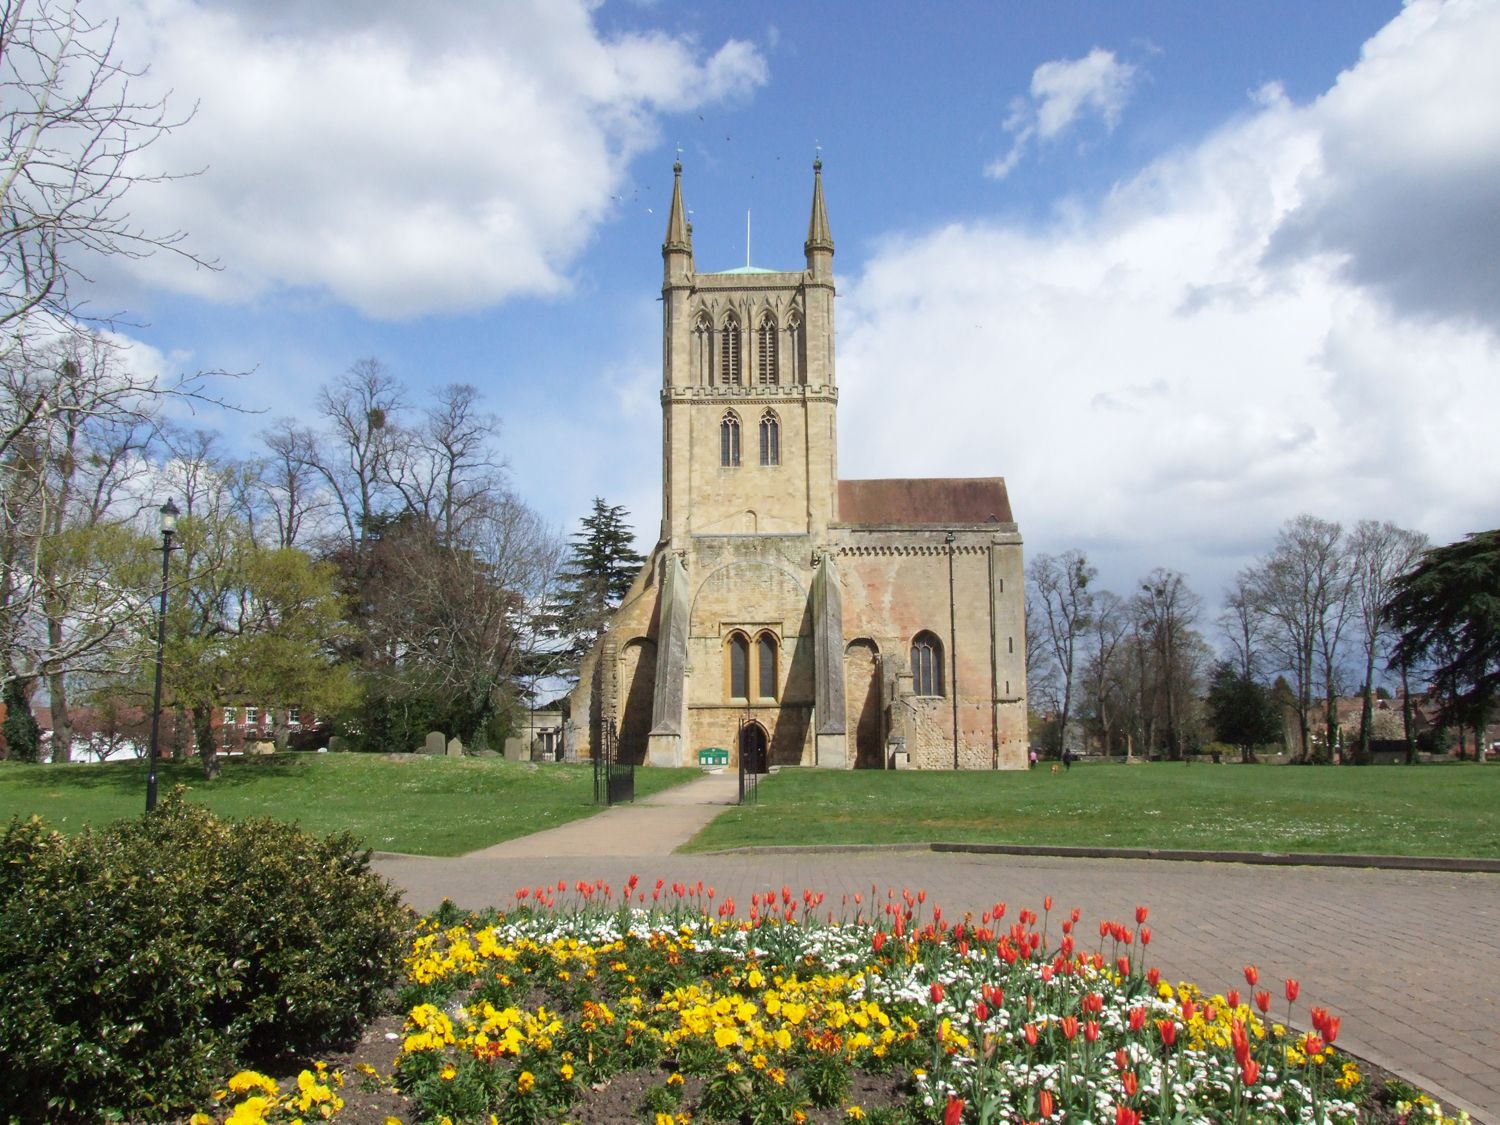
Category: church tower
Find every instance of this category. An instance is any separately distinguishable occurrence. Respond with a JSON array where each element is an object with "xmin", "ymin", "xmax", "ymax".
[
  {"xmin": 567, "ymin": 159, "xmax": 1028, "ymax": 778},
  {"xmin": 659, "ymin": 161, "xmax": 839, "ymax": 543}
]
